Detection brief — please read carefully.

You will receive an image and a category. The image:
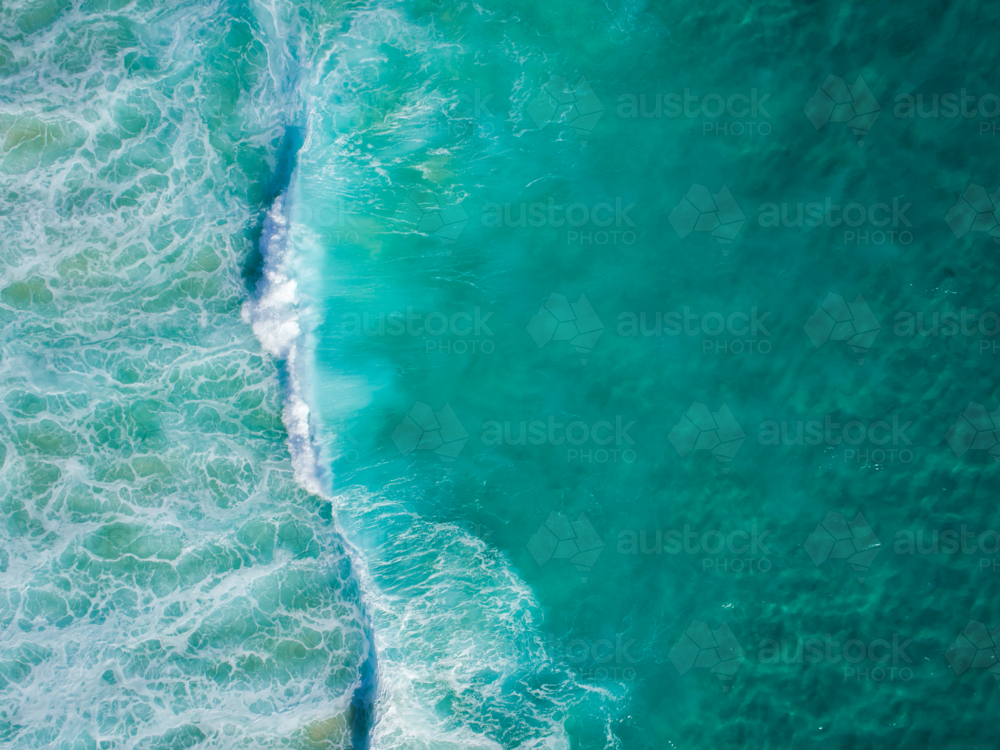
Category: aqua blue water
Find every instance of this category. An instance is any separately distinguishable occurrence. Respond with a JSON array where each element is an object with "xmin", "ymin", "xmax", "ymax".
[{"xmin": 3, "ymin": 0, "xmax": 1000, "ymax": 748}]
